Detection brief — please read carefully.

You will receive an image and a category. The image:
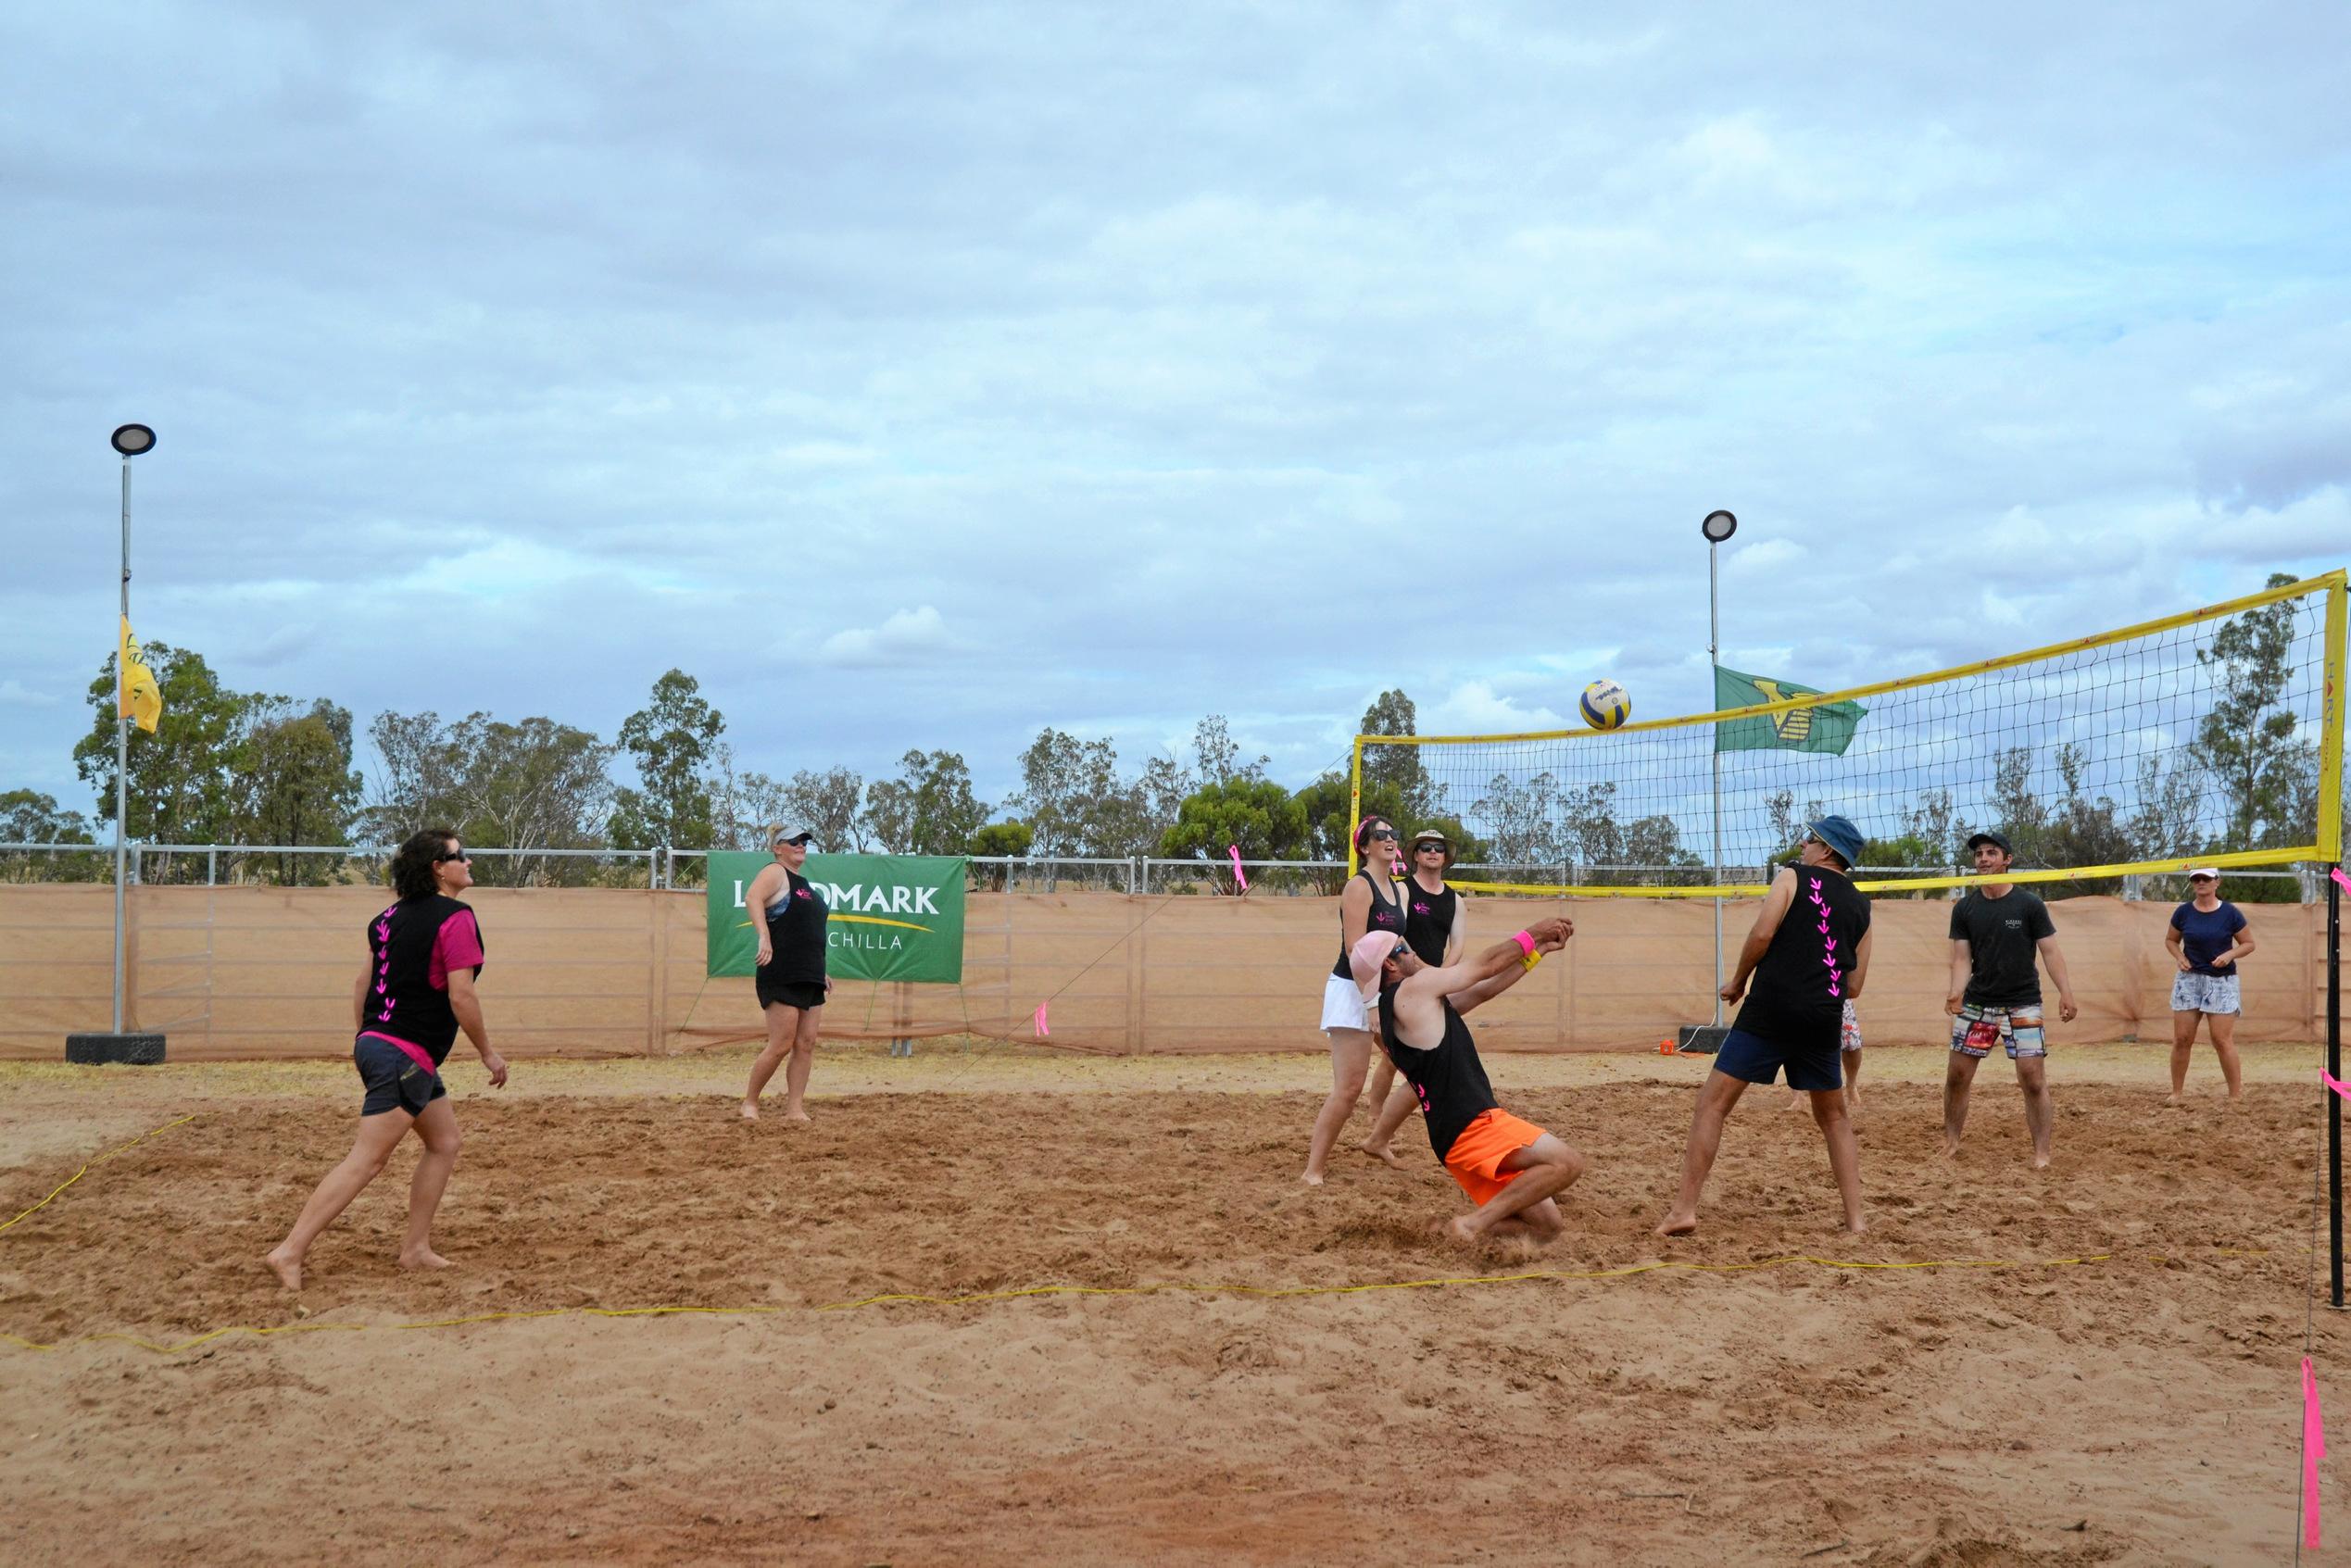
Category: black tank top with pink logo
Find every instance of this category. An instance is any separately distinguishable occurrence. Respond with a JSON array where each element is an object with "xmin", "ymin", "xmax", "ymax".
[
  {"xmin": 1402, "ymin": 883, "xmax": 1457, "ymax": 966},
  {"xmin": 1331, "ymin": 870, "xmax": 1408, "ymax": 980}
]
